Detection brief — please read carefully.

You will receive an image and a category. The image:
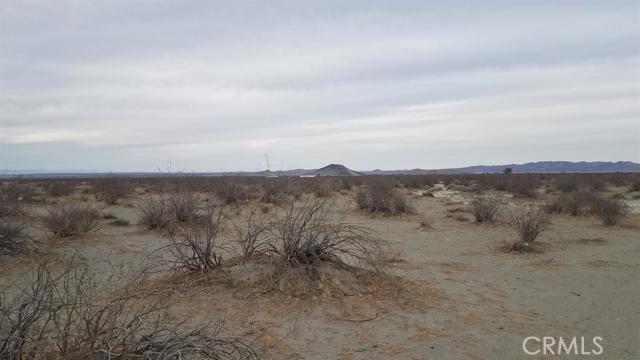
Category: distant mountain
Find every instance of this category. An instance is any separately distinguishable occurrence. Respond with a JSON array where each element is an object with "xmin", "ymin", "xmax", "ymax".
[
  {"xmin": 2, "ymin": 161, "xmax": 638, "ymax": 179},
  {"xmin": 307, "ymin": 164, "xmax": 362, "ymax": 176},
  {"xmin": 362, "ymin": 161, "xmax": 640, "ymax": 175}
]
